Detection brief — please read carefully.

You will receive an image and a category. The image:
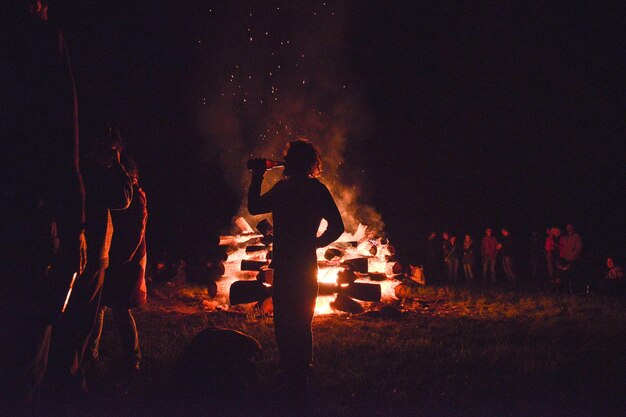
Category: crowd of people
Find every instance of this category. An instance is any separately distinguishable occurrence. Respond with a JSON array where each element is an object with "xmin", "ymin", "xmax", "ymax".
[{"xmin": 425, "ymin": 224, "xmax": 624, "ymax": 294}]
